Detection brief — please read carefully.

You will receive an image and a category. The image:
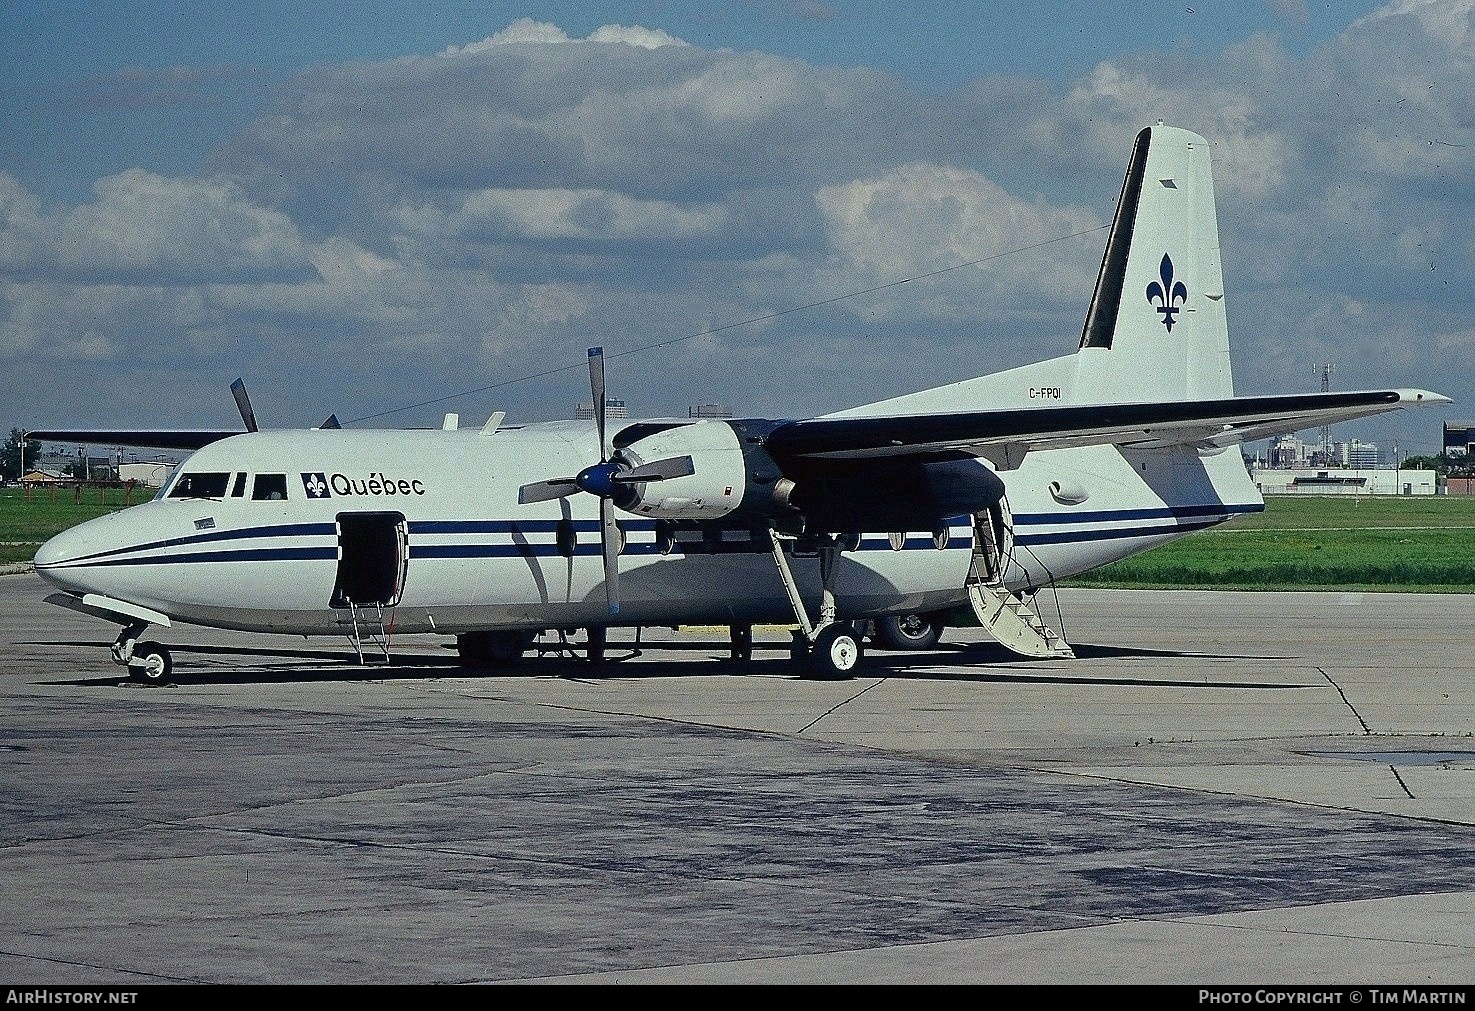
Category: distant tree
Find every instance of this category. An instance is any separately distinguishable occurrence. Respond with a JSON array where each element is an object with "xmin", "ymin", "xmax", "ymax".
[
  {"xmin": 1401, "ymin": 453, "xmax": 1447, "ymax": 474},
  {"xmin": 0, "ymin": 429, "xmax": 38, "ymax": 482}
]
